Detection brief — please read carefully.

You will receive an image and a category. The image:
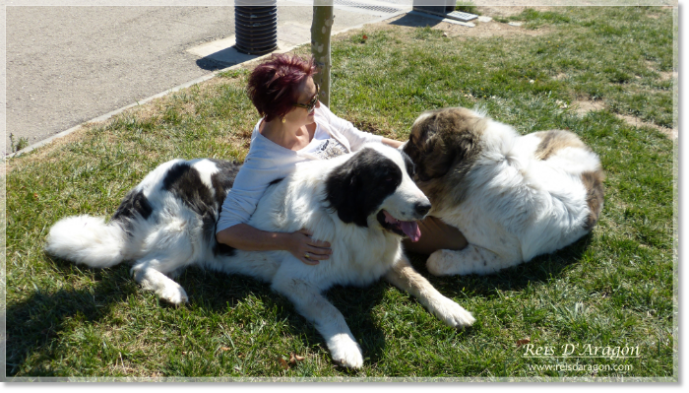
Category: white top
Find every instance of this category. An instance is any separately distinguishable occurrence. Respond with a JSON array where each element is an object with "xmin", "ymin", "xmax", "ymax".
[{"xmin": 216, "ymin": 104, "xmax": 384, "ymax": 233}]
